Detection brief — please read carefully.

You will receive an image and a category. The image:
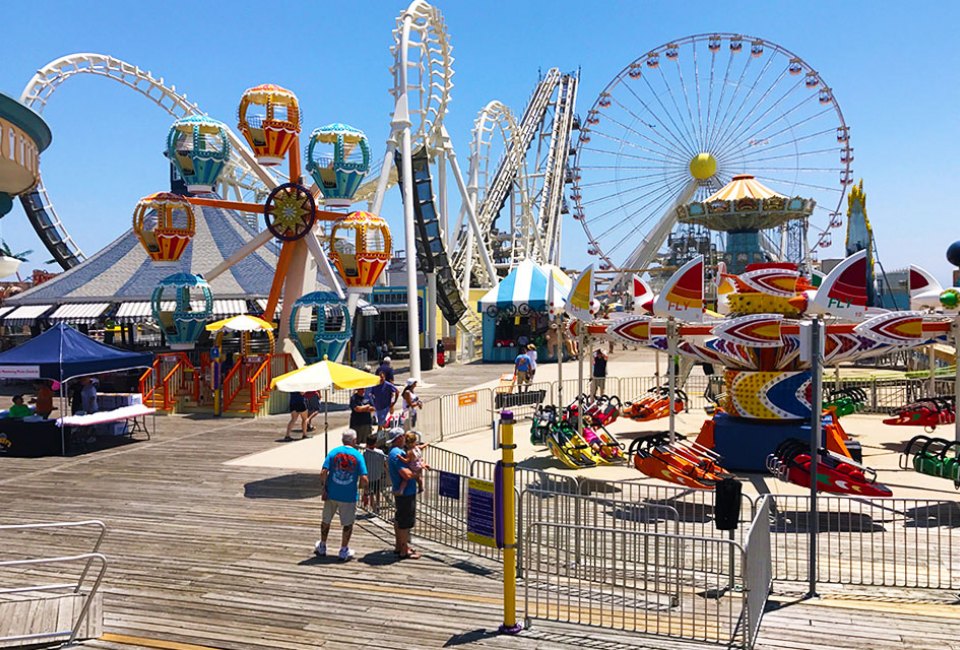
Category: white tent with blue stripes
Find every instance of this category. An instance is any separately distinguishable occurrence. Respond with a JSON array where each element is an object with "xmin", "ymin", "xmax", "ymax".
[{"xmin": 478, "ymin": 259, "xmax": 571, "ymax": 315}]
